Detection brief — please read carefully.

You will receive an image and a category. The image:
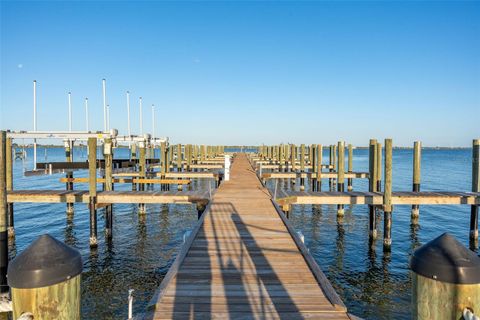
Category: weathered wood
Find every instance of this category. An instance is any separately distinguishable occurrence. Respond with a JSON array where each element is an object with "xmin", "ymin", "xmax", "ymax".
[
  {"xmin": 87, "ymin": 138, "xmax": 97, "ymax": 248},
  {"xmin": 383, "ymin": 138, "xmax": 393, "ymax": 251},
  {"xmin": 0, "ymin": 131, "xmax": 8, "ymax": 293},
  {"xmin": 347, "ymin": 144, "xmax": 353, "ymax": 191},
  {"xmin": 471, "ymin": 139, "xmax": 480, "ymax": 247},
  {"xmin": 337, "ymin": 141, "xmax": 345, "ymax": 216},
  {"xmin": 368, "ymin": 139, "xmax": 377, "ymax": 240},
  {"xmin": 11, "ymin": 274, "xmax": 81, "ymax": 320},
  {"xmin": 104, "ymin": 138, "xmax": 113, "ymax": 239},
  {"xmin": 6, "ymin": 137, "xmax": 13, "ymax": 238},
  {"xmin": 65, "ymin": 140, "xmax": 74, "ymax": 215},
  {"xmin": 412, "ymin": 273, "xmax": 480, "ymax": 320},
  {"xmin": 412, "ymin": 141, "xmax": 421, "ymax": 221},
  {"xmin": 376, "ymin": 142, "xmax": 382, "ymax": 192},
  {"xmin": 59, "ymin": 177, "xmax": 191, "ymax": 185},
  {"xmin": 146, "ymin": 154, "xmax": 349, "ymax": 320}
]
